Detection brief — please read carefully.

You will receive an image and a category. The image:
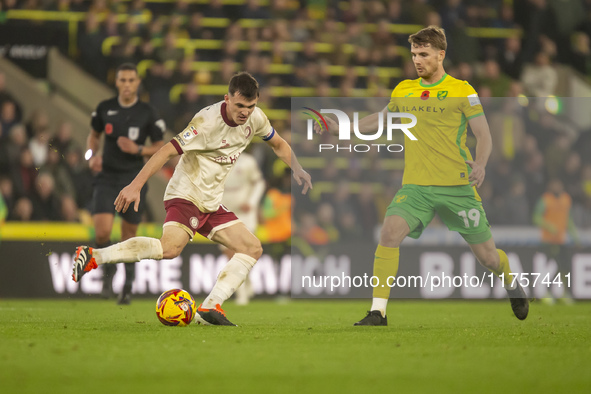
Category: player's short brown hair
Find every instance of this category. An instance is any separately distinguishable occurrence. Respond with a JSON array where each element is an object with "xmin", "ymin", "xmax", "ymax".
[
  {"xmin": 408, "ymin": 25, "xmax": 447, "ymax": 51},
  {"xmin": 228, "ymin": 71, "xmax": 259, "ymax": 100}
]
